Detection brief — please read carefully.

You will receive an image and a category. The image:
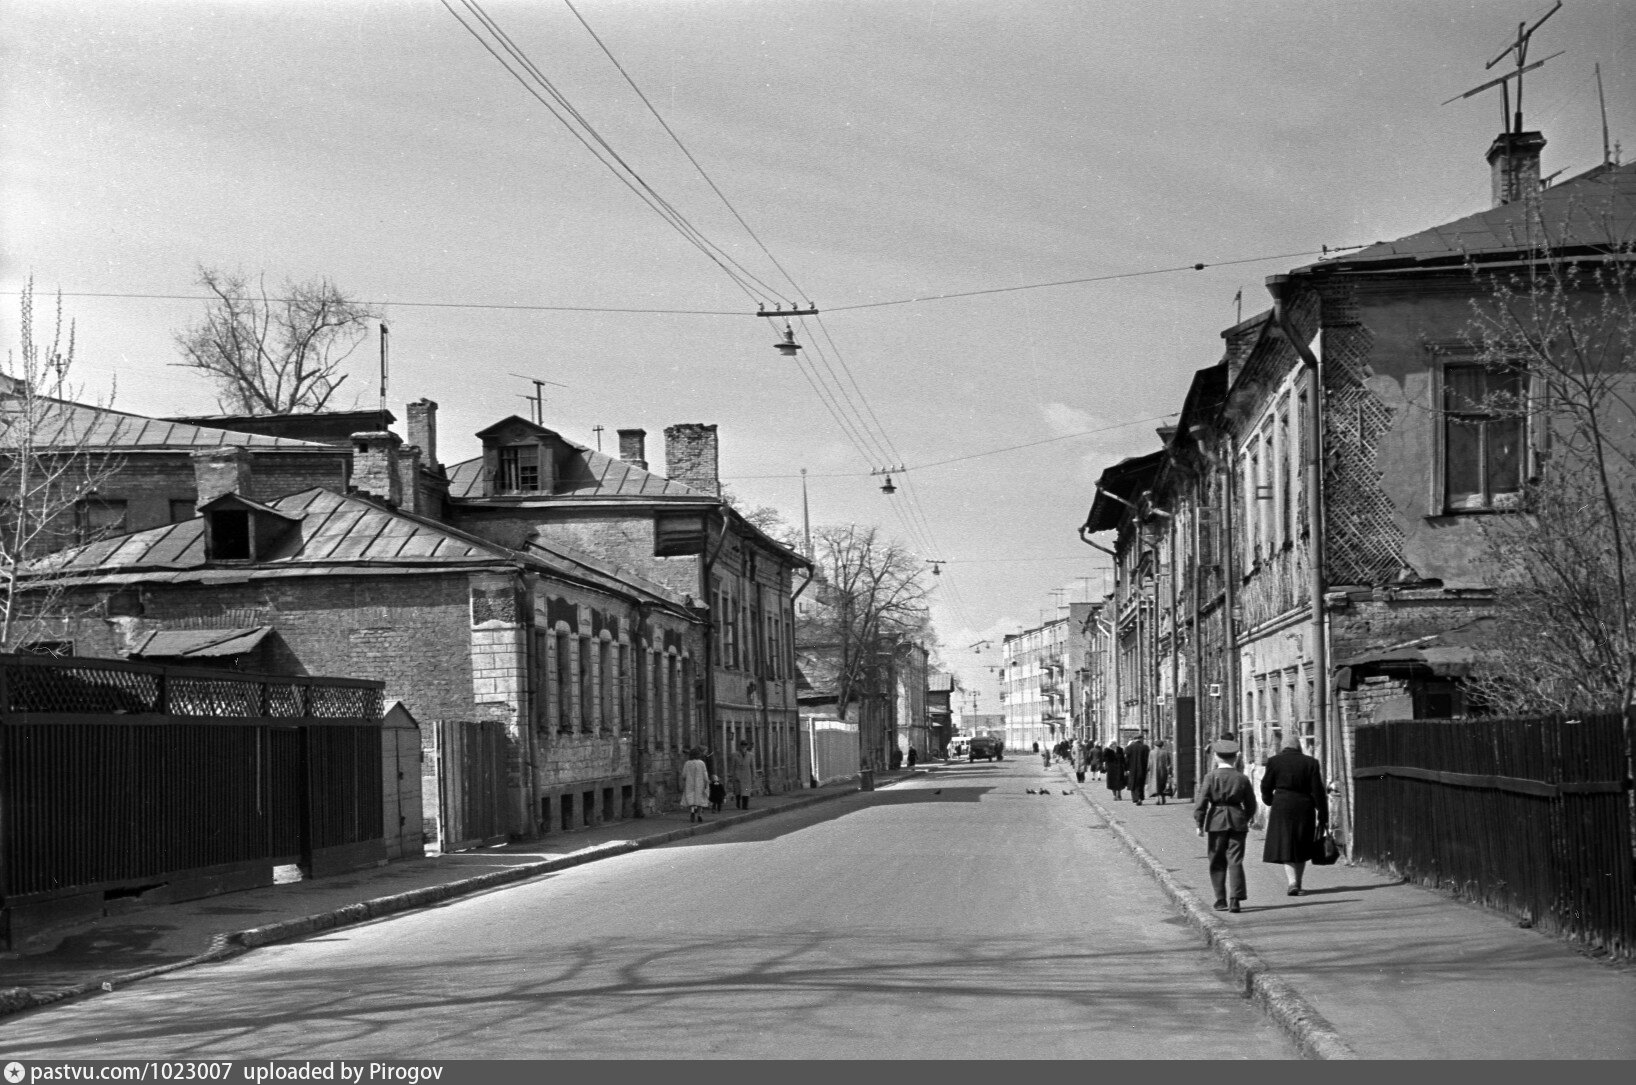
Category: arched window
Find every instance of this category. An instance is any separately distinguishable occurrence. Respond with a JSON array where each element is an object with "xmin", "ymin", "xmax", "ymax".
[
  {"xmin": 599, "ymin": 638, "xmax": 613, "ymax": 735},
  {"xmin": 555, "ymin": 629, "xmax": 572, "ymax": 734}
]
